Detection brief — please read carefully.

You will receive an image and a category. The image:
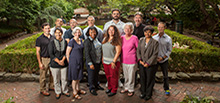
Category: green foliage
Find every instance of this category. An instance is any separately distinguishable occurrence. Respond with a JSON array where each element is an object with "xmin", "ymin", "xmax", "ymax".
[
  {"xmin": 0, "ymin": 24, "xmax": 22, "ymax": 38},
  {"xmin": 1, "ymin": 25, "xmax": 220, "ymax": 73},
  {"xmin": 180, "ymin": 95, "xmax": 219, "ymax": 103},
  {"xmin": 3, "ymin": 97, "xmax": 14, "ymax": 103}
]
